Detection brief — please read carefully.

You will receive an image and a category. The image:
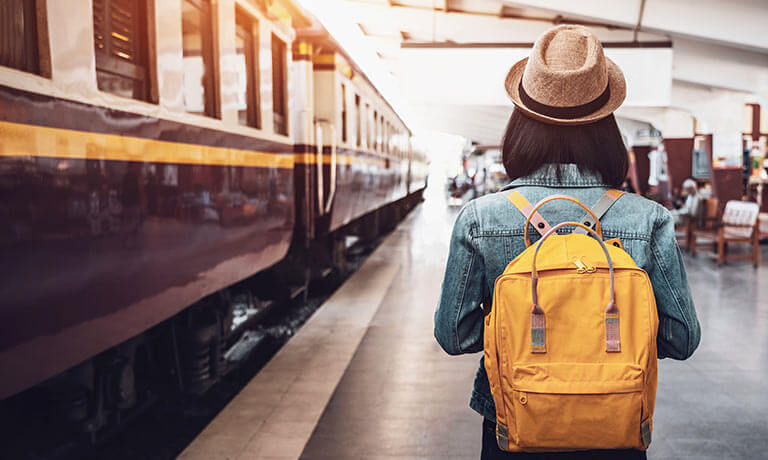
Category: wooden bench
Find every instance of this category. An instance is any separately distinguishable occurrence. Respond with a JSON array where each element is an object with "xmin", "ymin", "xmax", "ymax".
[{"xmin": 690, "ymin": 200, "xmax": 760, "ymax": 267}]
